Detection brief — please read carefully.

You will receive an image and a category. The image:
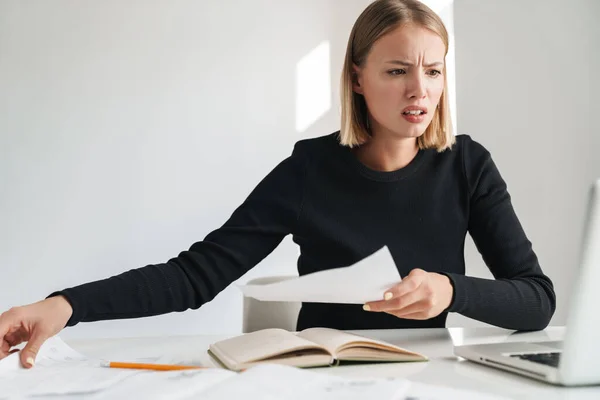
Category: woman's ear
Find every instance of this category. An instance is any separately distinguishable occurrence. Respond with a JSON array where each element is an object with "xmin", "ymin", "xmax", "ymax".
[{"xmin": 352, "ymin": 64, "xmax": 364, "ymax": 95}]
